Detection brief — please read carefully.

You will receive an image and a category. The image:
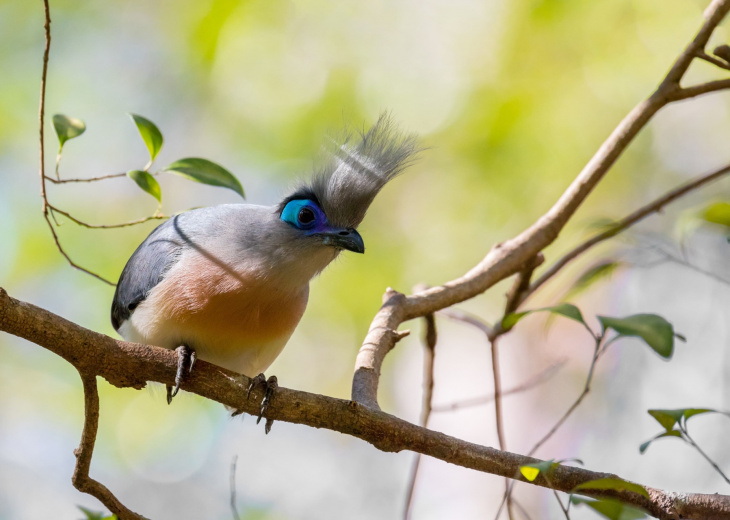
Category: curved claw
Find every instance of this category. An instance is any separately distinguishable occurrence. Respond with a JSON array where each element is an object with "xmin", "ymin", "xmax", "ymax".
[
  {"xmin": 247, "ymin": 373, "xmax": 266, "ymax": 400},
  {"xmin": 256, "ymin": 376, "xmax": 278, "ymax": 430},
  {"xmin": 242, "ymin": 374, "xmax": 278, "ymax": 433},
  {"xmin": 167, "ymin": 345, "xmax": 195, "ymax": 405}
]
